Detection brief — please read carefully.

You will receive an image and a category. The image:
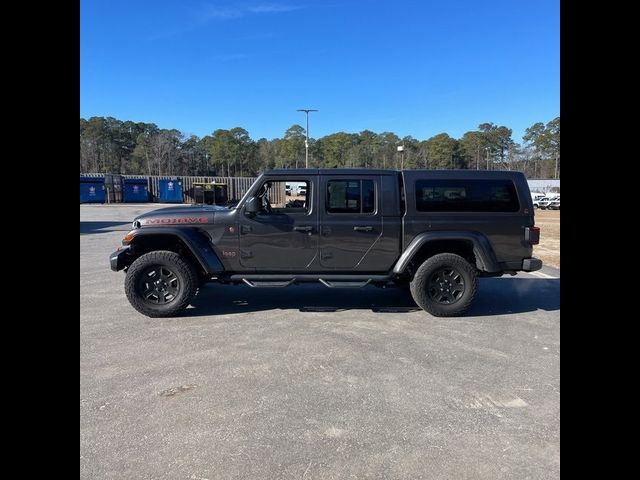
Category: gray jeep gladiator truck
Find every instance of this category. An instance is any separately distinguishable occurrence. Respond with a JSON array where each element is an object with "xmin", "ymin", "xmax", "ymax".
[{"xmin": 110, "ymin": 169, "xmax": 541, "ymax": 317}]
